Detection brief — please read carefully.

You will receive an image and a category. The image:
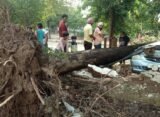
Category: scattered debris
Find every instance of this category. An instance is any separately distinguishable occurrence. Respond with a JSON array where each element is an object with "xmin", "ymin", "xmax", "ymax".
[
  {"xmin": 72, "ymin": 69, "xmax": 93, "ymax": 79},
  {"xmin": 141, "ymin": 71, "xmax": 160, "ymax": 83},
  {"xmin": 63, "ymin": 100, "xmax": 75, "ymax": 113},
  {"xmin": 62, "ymin": 100, "xmax": 82, "ymax": 117},
  {"xmin": 88, "ymin": 64, "xmax": 119, "ymax": 78}
]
